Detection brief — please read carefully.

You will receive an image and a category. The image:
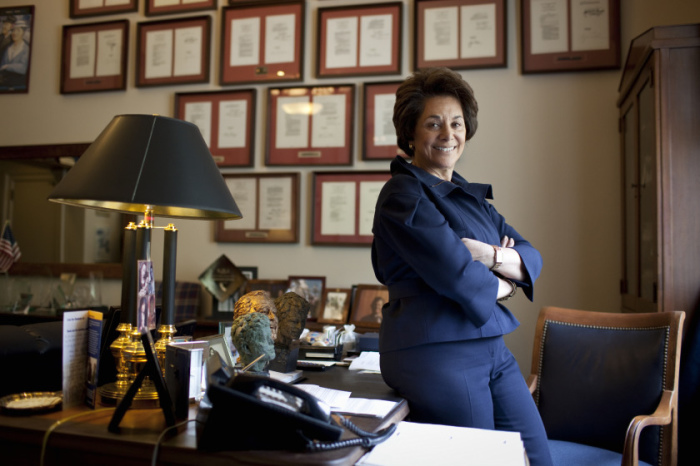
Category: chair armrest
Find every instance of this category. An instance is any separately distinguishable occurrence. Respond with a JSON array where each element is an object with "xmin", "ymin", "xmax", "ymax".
[
  {"xmin": 621, "ymin": 389, "xmax": 674, "ymax": 466},
  {"xmin": 526, "ymin": 374, "xmax": 537, "ymax": 395}
]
